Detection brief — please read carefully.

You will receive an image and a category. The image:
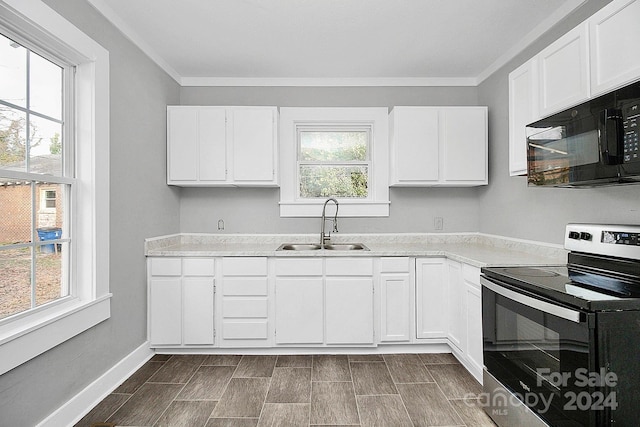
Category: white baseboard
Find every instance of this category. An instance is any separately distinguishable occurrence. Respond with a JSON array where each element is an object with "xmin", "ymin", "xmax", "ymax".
[{"xmin": 37, "ymin": 341, "xmax": 154, "ymax": 427}]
